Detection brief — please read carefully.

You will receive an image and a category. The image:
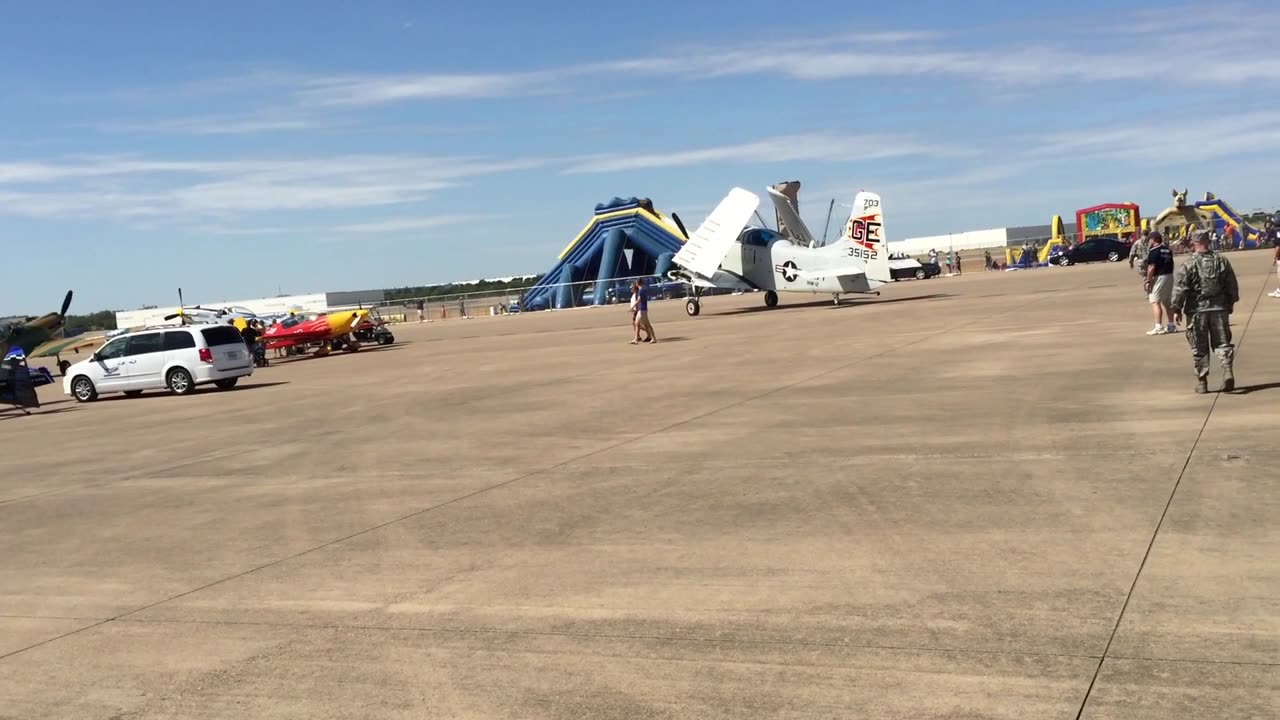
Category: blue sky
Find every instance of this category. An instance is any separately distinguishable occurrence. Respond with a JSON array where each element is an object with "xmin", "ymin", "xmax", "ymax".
[{"xmin": 4, "ymin": 0, "xmax": 1280, "ymax": 312}]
